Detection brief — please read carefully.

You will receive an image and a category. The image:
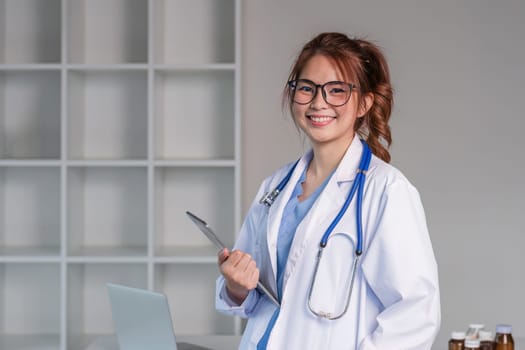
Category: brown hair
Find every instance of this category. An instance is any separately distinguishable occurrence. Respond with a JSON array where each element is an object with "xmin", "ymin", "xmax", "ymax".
[{"xmin": 284, "ymin": 32, "xmax": 393, "ymax": 163}]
